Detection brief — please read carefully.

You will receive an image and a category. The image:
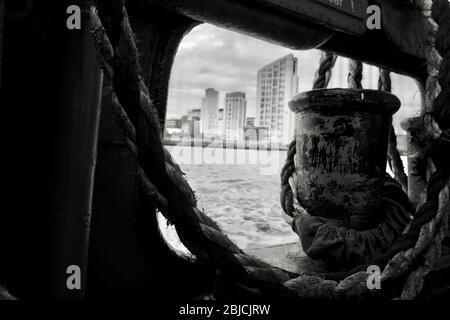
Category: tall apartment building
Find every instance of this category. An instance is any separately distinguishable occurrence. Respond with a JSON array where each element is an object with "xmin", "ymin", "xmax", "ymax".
[
  {"xmin": 217, "ymin": 108, "xmax": 224, "ymax": 138},
  {"xmin": 224, "ymin": 92, "xmax": 247, "ymax": 141},
  {"xmin": 200, "ymin": 88, "xmax": 219, "ymax": 137},
  {"xmin": 256, "ymin": 54, "xmax": 299, "ymax": 144}
]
